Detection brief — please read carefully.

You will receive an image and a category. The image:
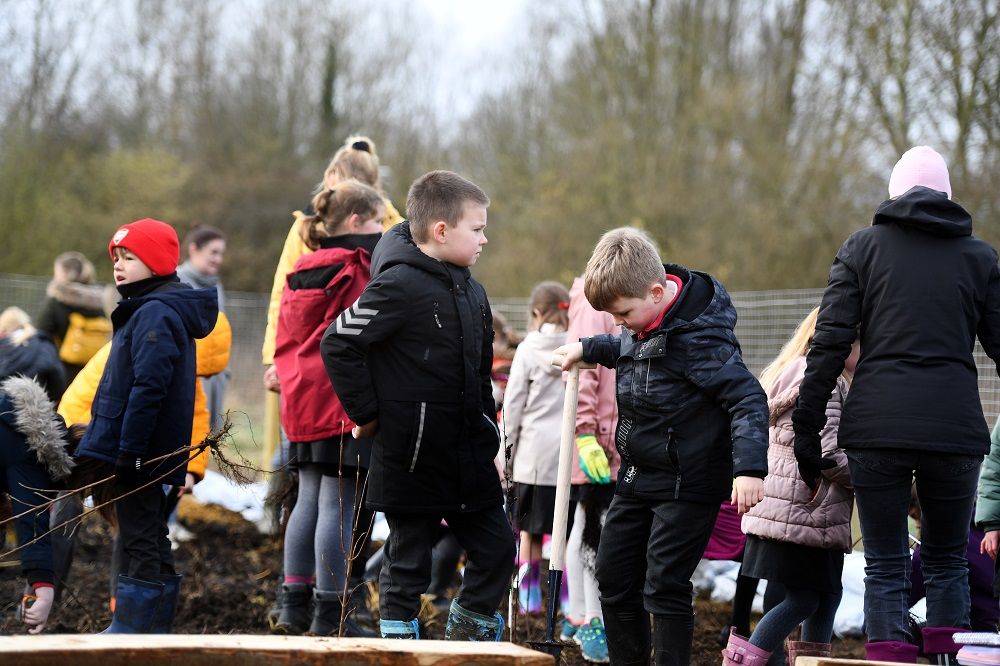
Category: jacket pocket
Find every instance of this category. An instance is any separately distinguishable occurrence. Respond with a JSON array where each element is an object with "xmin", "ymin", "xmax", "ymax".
[
  {"xmin": 801, "ymin": 479, "xmax": 831, "ymax": 513},
  {"xmin": 407, "ymin": 402, "xmax": 427, "ymax": 472},
  {"xmin": 93, "ymin": 395, "xmax": 126, "ymax": 419}
]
